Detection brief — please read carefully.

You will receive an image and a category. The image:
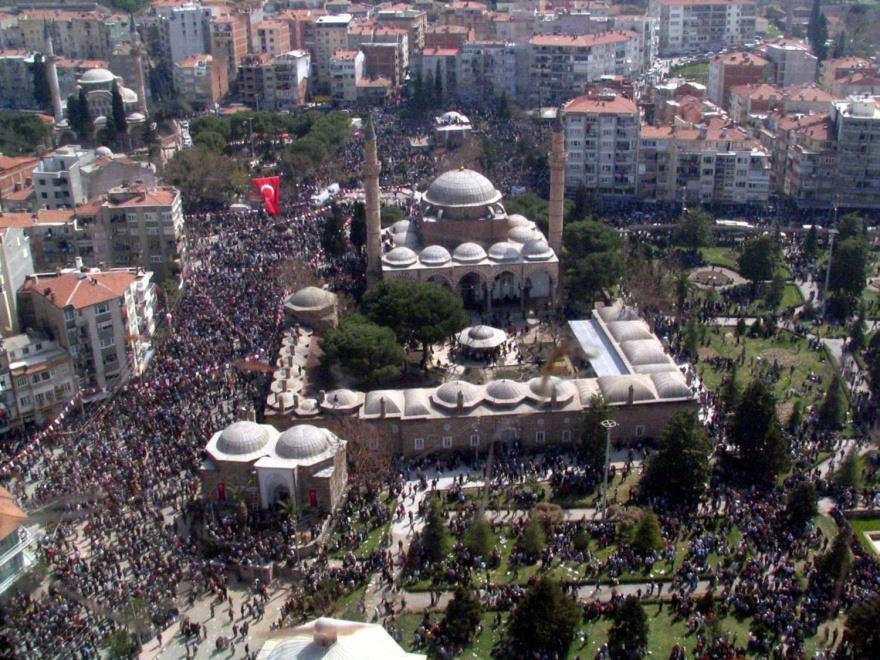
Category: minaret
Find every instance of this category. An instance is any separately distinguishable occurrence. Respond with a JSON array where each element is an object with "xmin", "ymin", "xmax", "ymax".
[
  {"xmin": 129, "ymin": 17, "xmax": 148, "ymax": 116},
  {"xmin": 364, "ymin": 115, "xmax": 383, "ymax": 285},
  {"xmin": 547, "ymin": 109, "xmax": 567, "ymax": 256},
  {"xmin": 43, "ymin": 25, "xmax": 64, "ymax": 124}
]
